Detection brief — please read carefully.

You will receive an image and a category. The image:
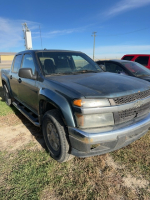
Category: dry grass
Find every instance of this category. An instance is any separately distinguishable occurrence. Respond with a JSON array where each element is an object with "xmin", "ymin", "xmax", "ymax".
[
  {"xmin": 111, "ymin": 131, "xmax": 150, "ymax": 182},
  {"xmin": 1, "ymin": 146, "xmax": 150, "ymax": 200}
]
